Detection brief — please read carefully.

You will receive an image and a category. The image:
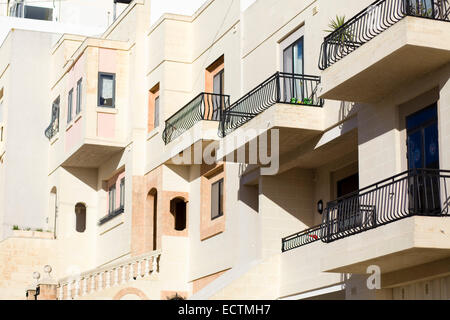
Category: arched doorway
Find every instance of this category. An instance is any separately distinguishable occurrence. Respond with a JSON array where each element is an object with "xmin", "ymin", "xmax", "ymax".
[{"xmin": 147, "ymin": 188, "xmax": 158, "ymax": 250}]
